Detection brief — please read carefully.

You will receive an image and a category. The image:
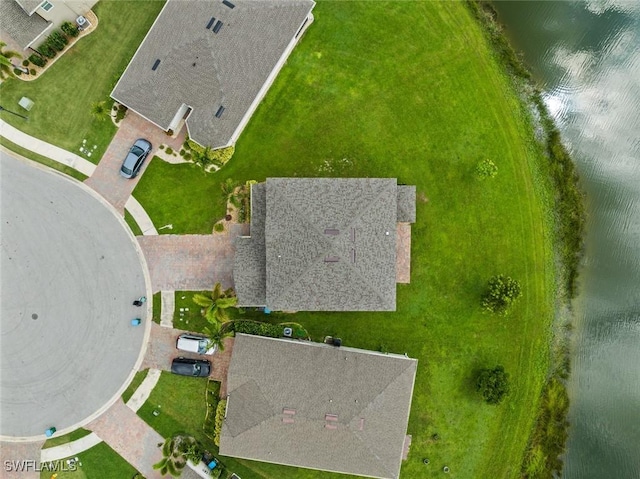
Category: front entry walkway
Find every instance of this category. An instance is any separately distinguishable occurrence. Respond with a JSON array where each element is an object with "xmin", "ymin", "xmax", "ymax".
[
  {"xmin": 137, "ymin": 227, "xmax": 247, "ymax": 292},
  {"xmin": 84, "ymin": 111, "xmax": 185, "ymax": 213},
  {"xmin": 87, "ymin": 399, "xmax": 164, "ymax": 479}
]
